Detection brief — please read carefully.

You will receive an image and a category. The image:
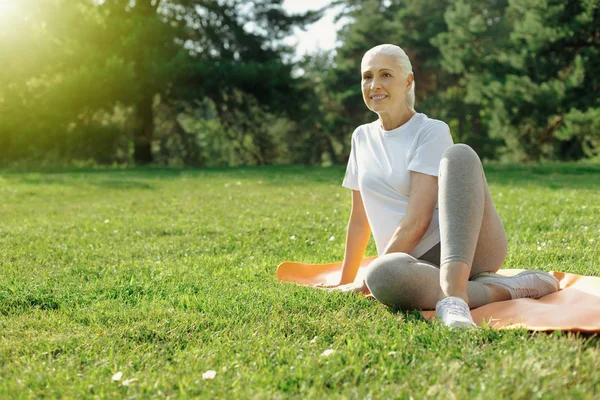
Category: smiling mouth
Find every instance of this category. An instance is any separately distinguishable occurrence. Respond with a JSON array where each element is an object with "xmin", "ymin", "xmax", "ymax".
[{"xmin": 370, "ymin": 95, "xmax": 388, "ymax": 101}]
